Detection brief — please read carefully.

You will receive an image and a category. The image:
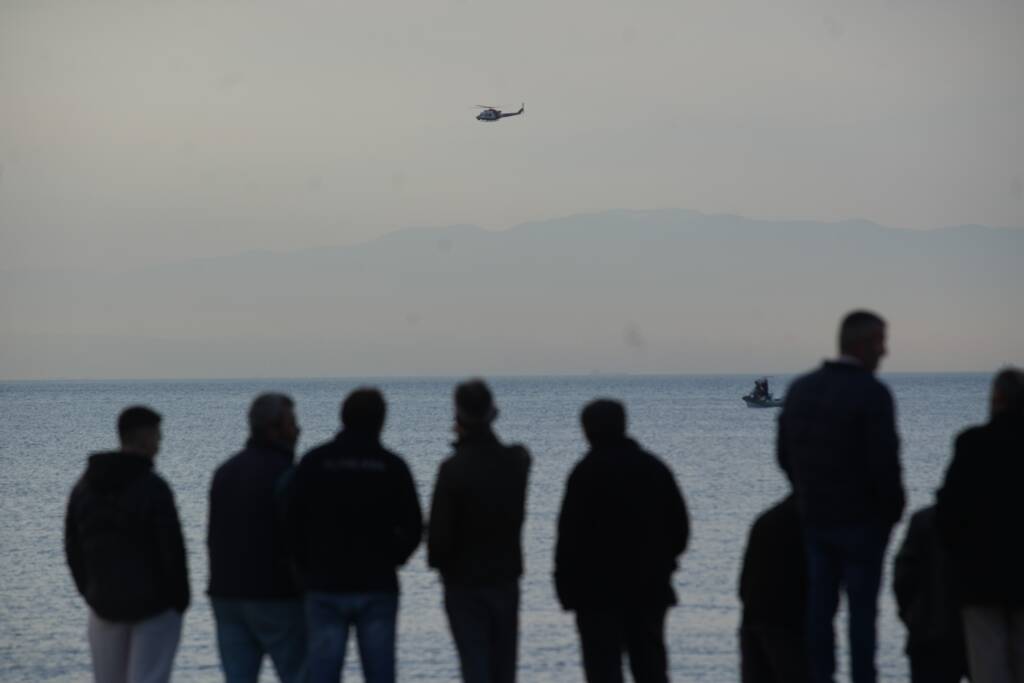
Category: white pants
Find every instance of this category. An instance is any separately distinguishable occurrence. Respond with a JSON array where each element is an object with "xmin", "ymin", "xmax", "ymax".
[
  {"xmin": 963, "ymin": 605, "xmax": 1024, "ymax": 683},
  {"xmin": 88, "ymin": 609, "xmax": 183, "ymax": 683}
]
